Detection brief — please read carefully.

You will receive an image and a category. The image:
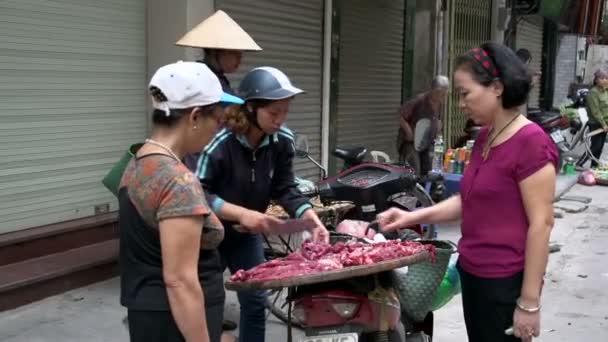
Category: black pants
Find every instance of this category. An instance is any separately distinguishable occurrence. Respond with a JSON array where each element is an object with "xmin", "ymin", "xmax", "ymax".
[
  {"xmin": 457, "ymin": 263, "xmax": 523, "ymax": 342},
  {"xmin": 589, "ymin": 122, "xmax": 607, "ymax": 168},
  {"xmin": 397, "ymin": 140, "xmax": 432, "ymax": 176},
  {"xmin": 128, "ymin": 304, "xmax": 223, "ymax": 342}
]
